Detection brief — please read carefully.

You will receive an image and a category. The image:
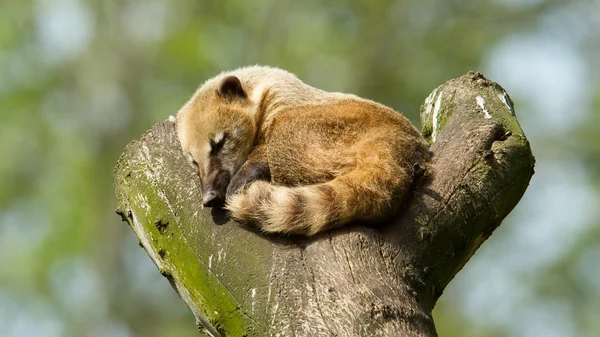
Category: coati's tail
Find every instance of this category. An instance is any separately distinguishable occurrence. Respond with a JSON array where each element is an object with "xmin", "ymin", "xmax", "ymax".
[{"xmin": 225, "ymin": 166, "xmax": 413, "ymax": 236}]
